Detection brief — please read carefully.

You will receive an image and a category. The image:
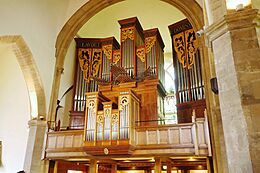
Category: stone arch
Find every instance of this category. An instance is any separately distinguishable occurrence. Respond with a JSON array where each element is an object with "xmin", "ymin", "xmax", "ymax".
[
  {"xmin": 55, "ymin": 0, "xmax": 203, "ymax": 60},
  {"xmin": 50, "ymin": 0, "xmax": 204, "ymax": 119},
  {"xmin": 0, "ymin": 35, "xmax": 46, "ymax": 119}
]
